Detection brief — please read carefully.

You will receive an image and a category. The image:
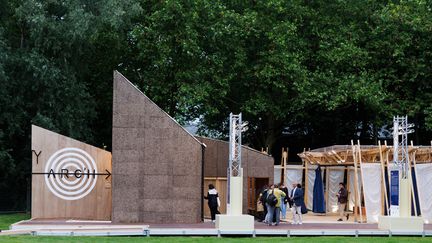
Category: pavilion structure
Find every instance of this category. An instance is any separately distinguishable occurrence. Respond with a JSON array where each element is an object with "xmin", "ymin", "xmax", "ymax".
[{"xmin": 297, "ymin": 140, "xmax": 431, "ymax": 229}]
